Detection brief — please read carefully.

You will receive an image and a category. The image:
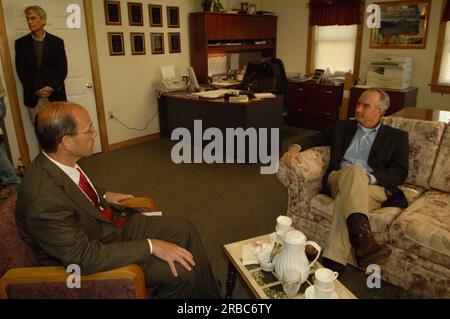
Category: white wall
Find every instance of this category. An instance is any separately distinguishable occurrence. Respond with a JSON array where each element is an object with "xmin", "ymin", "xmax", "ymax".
[
  {"xmin": 260, "ymin": 0, "xmax": 309, "ymax": 76},
  {"xmin": 92, "ymin": 0, "xmax": 200, "ymax": 144},
  {"xmin": 264, "ymin": 0, "xmax": 450, "ymax": 110}
]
